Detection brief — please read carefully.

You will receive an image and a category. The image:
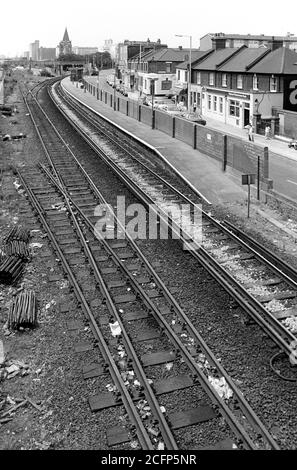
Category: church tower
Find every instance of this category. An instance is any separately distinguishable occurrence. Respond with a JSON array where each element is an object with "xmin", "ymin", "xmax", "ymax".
[{"xmin": 58, "ymin": 27, "xmax": 72, "ymax": 56}]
